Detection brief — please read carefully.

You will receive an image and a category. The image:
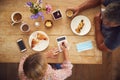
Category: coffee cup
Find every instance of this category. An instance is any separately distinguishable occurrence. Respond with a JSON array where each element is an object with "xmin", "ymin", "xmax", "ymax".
[
  {"xmin": 20, "ymin": 23, "xmax": 30, "ymax": 32},
  {"xmin": 11, "ymin": 12, "xmax": 22, "ymax": 26},
  {"xmin": 66, "ymin": 9, "xmax": 74, "ymax": 18}
]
